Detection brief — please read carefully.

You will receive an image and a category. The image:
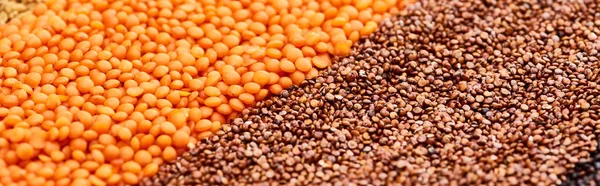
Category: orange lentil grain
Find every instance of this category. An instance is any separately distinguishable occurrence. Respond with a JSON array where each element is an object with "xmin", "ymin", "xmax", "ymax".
[{"xmin": 171, "ymin": 130, "xmax": 190, "ymax": 148}]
